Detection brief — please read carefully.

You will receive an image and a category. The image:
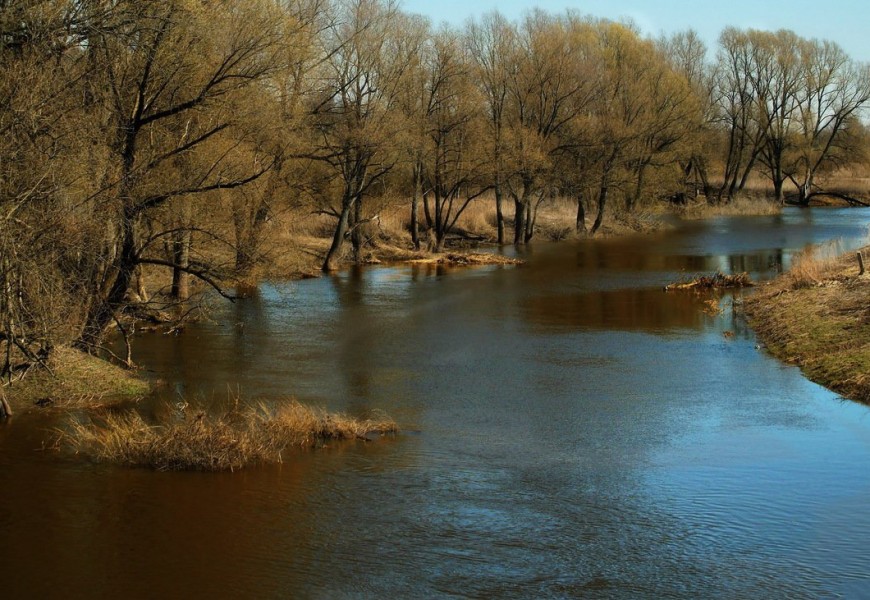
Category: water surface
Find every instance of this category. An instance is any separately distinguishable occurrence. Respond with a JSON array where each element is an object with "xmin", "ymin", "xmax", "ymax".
[{"xmin": 2, "ymin": 208, "xmax": 870, "ymax": 598}]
